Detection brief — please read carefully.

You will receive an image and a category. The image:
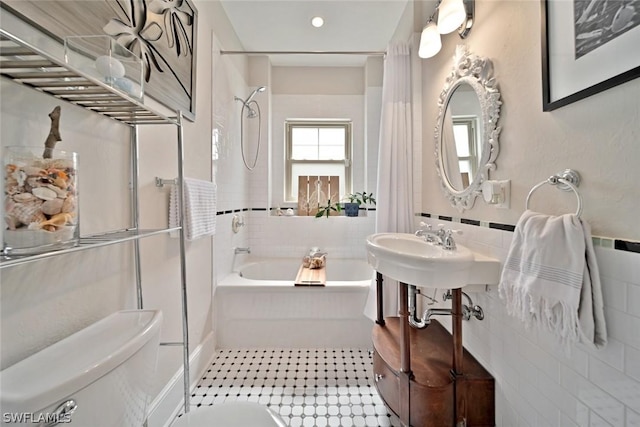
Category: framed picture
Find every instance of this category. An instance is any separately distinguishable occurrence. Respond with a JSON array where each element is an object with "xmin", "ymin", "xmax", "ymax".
[
  {"xmin": 541, "ymin": 0, "xmax": 640, "ymax": 111},
  {"xmin": 1, "ymin": 0, "xmax": 198, "ymax": 120}
]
